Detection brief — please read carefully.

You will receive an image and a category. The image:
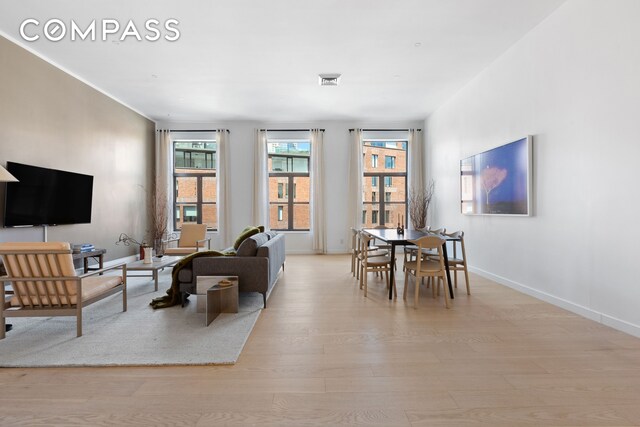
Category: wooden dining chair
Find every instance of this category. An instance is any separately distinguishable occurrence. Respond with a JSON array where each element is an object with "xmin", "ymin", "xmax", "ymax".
[
  {"xmin": 443, "ymin": 230, "xmax": 470, "ymax": 295},
  {"xmin": 359, "ymin": 232, "xmax": 396, "ymax": 298},
  {"xmin": 403, "ymin": 235, "xmax": 450, "ymax": 308},
  {"xmin": 352, "ymin": 228, "xmax": 387, "ymax": 280},
  {"xmin": 403, "ymin": 227, "xmax": 445, "ymax": 268}
]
